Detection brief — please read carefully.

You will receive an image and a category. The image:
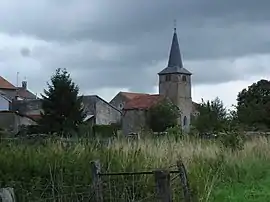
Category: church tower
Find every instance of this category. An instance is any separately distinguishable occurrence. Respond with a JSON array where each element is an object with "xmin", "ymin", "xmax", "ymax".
[{"xmin": 158, "ymin": 27, "xmax": 192, "ymax": 132}]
